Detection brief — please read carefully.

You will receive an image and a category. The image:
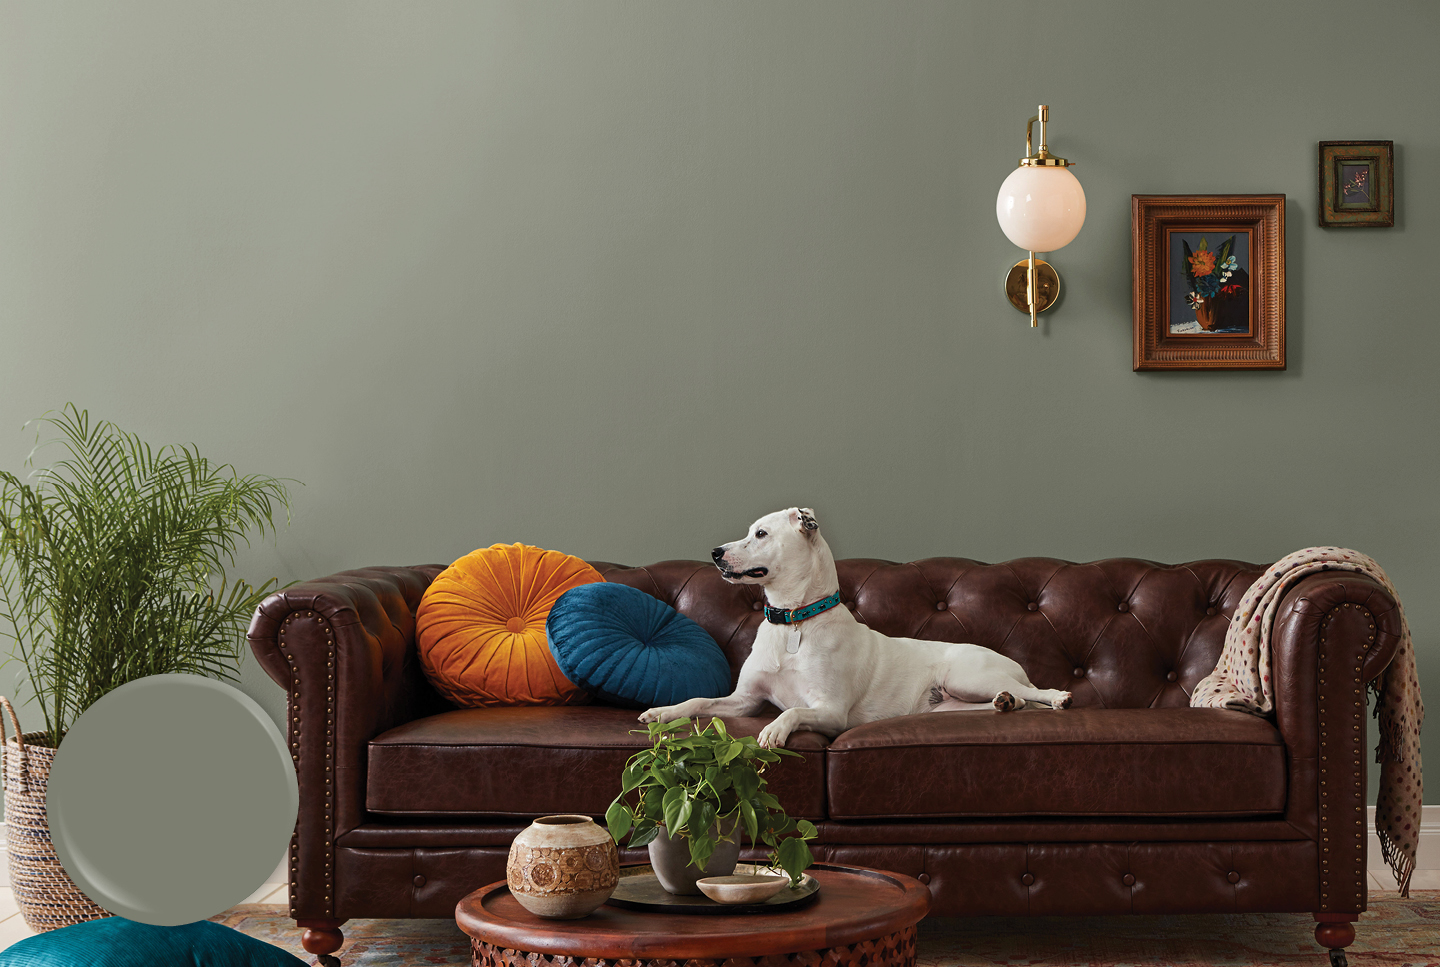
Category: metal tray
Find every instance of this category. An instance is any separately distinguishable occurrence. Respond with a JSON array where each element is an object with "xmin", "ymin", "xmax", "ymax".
[{"xmin": 604, "ymin": 863, "xmax": 820, "ymax": 915}]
